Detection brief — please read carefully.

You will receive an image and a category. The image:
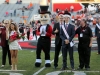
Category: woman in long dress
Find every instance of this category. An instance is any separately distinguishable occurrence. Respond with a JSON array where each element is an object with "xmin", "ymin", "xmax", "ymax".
[{"xmin": 9, "ymin": 23, "xmax": 21, "ymax": 70}]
